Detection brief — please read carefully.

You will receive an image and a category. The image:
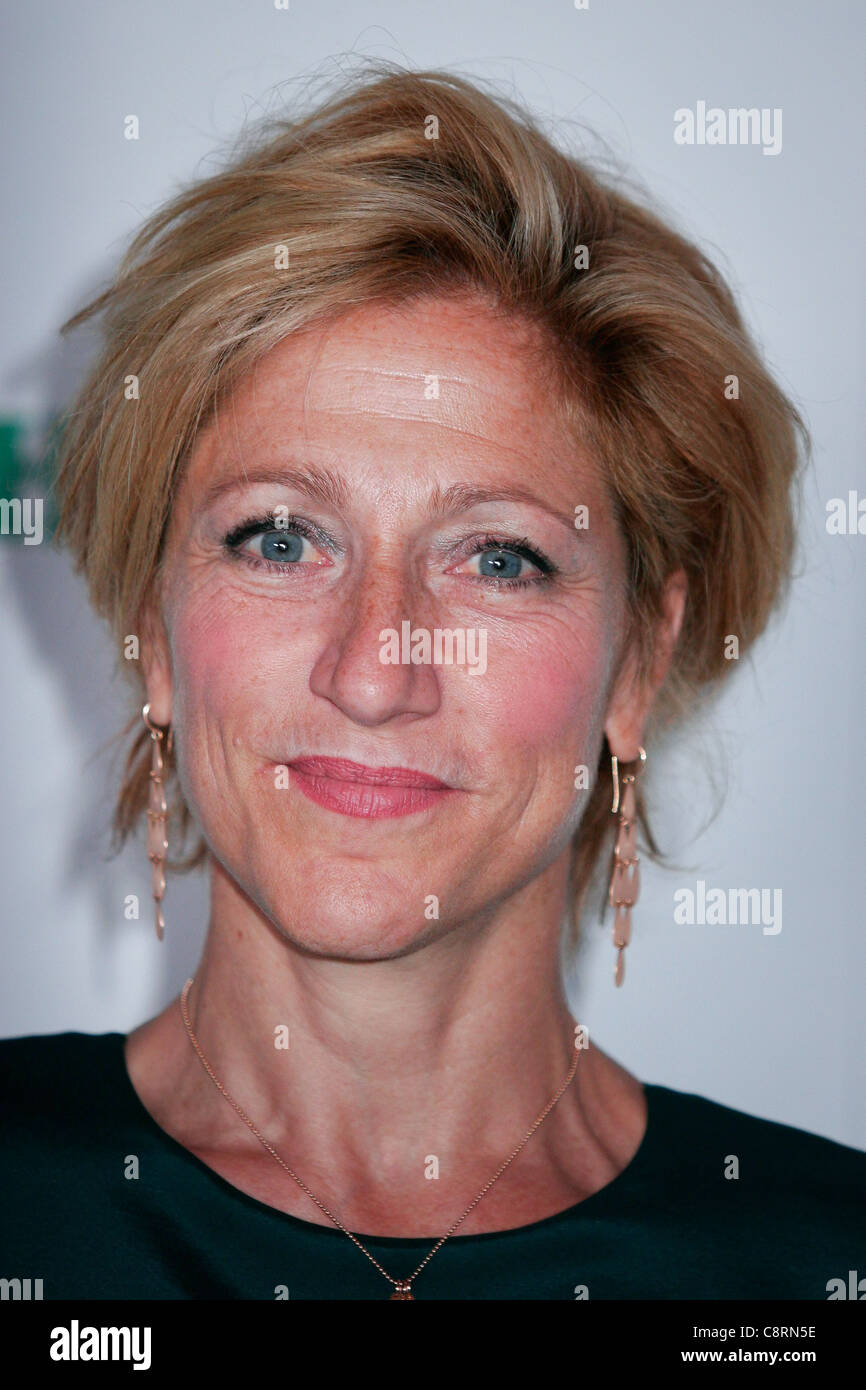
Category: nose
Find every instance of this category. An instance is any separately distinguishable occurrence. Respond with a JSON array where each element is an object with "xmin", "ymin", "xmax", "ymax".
[{"xmin": 308, "ymin": 556, "xmax": 441, "ymax": 726}]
